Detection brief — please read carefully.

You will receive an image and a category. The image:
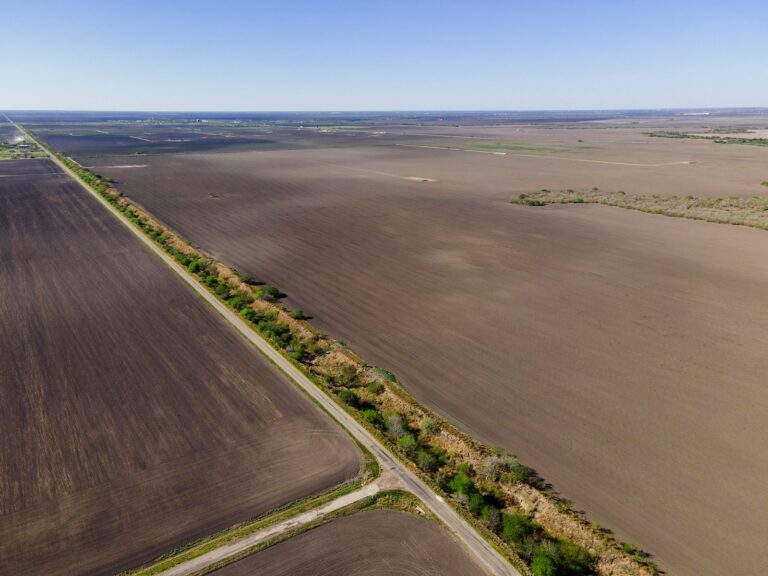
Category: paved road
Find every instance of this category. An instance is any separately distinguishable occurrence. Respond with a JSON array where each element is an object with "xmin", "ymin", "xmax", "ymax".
[
  {"xmin": 163, "ymin": 482, "xmax": 381, "ymax": 576},
  {"xmin": 13, "ymin": 120, "xmax": 519, "ymax": 576}
]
